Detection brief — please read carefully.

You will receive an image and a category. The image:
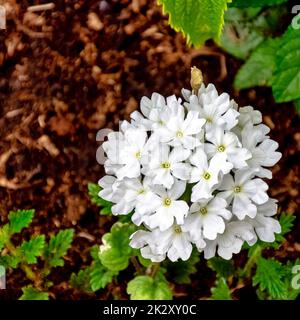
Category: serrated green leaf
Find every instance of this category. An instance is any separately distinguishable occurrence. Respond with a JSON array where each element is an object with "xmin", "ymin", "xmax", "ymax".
[
  {"xmin": 88, "ymin": 183, "xmax": 112, "ymax": 215},
  {"xmin": 230, "ymin": 0, "xmax": 287, "ymax": 7},
  {"xmin": 0, "ymin": 224, "xmax": 10, "ymax": 251},
  {"xmin": 44, "ymin": 229, "xmax": 74, "ymax": 267},
  {"xmin": 274, "ymin": 213, "xmax": 295, "ymax": 244},
  {"xmin": 253, "ymin": 257, "xmax": 287, "ymax": 299},
  {"xmin": 272, "ymin": 27, "xmax": 300, "ymax": 102},
  {"xmin": 234, "ymin": 38, "xmax": 280, "ymax": 90},
  {"xmin": 99, "ymin": 222, "xmax": 135, "ymax": 272},
  {"xmin": 20, "ymin": 235, "xmax": 45, "ymax": 264},
  {"xmin": 158, "ymin": 0, "xmax": 232, "ymax": 47},
  {"xmin": 211, "ymin": 277, "xmax": 232, "ymax": 300},
  {"xmin": 208, "ymin": 257, "xmax": 235, "ymax": 278},
  {"xmin": 90, "ymin": 261, "xmax": 115, "ymax": 292},
  {"xmin": 19, "ymin": 286, "xmax": 49, "ymax": 300},
  {"xmin": 8, "ymin": 209, "xmax": 34, "ymax": 234},
  {"xmin": 164, "ymin": 250, "xmax": 200, "ymax": 284},
  {"xmin": 127, "ymin": 275, "xmax": 172, "ymax": 300},
  {"xmin": 70, "ymin": 267, "xmax": 93, "ymax": 293}
]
